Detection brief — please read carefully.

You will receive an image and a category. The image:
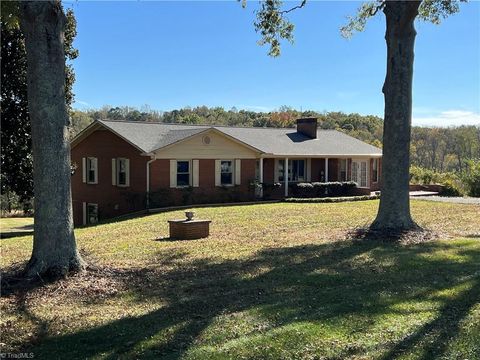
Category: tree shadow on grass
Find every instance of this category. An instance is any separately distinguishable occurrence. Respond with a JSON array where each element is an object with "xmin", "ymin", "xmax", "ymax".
[{"xmin": 19, "ymin": 239, "xmax": 480, "ymax": 360}]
